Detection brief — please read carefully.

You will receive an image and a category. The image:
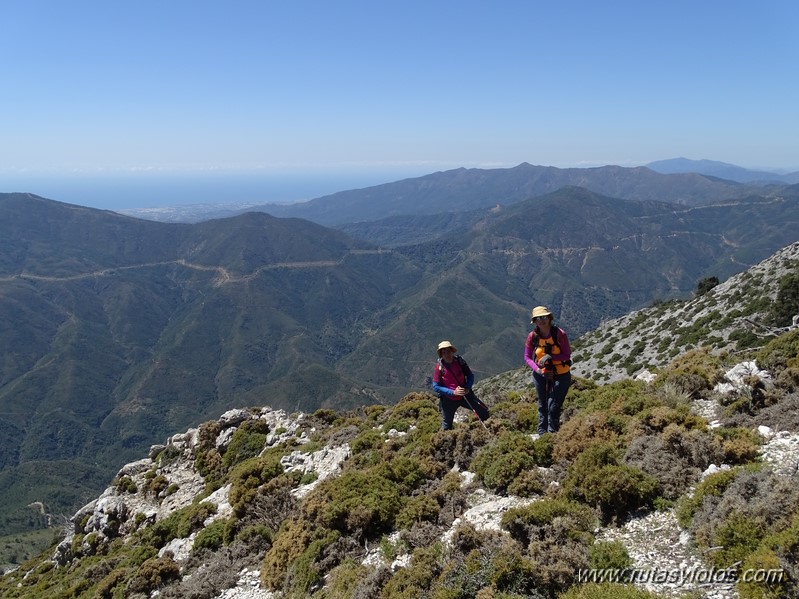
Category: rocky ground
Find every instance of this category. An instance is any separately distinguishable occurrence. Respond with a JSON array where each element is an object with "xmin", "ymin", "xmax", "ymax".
[{"xmin": 205, "ymin": 372, "xmax": 799, "ymax": 599}]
